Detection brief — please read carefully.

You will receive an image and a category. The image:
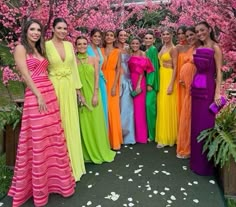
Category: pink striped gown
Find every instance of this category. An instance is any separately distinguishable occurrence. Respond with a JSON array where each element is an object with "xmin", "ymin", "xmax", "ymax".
[{"xmin": 8, "ymin": 55, "xmax": 75, "ymax": 207}]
